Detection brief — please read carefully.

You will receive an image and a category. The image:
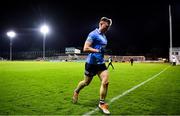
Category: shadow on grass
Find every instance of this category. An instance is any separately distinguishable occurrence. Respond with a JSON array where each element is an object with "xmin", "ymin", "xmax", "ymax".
[{"xmin": 73, "ymin": 99, "xmax": 98, "ymax": 107}]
